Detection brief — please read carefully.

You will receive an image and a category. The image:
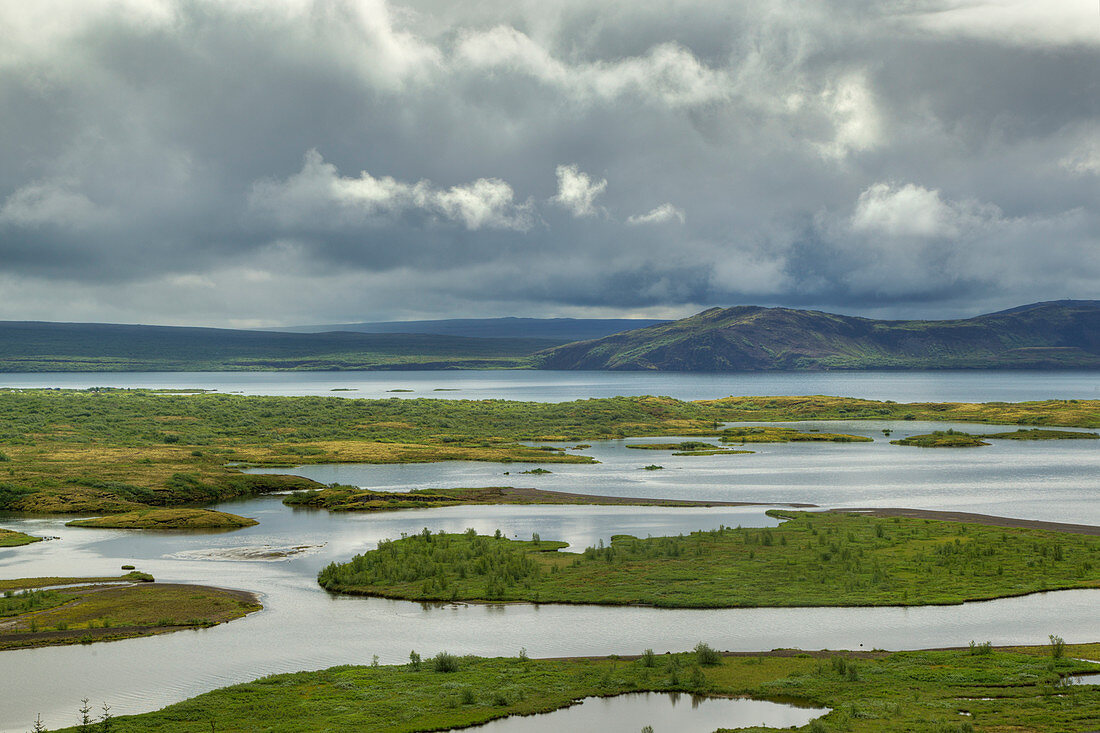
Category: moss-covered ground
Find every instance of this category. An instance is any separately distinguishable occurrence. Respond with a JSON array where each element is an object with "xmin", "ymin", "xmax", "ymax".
[
  {"xmin": 0, "ymin": 527, "xmax": 41, "ymax": 546},
  {"xmin": 318, "ymin": 512, "xmax": 1100, "ymax": 607},
  {"xmin": 890, "ymin": 431, "xmax": 990, "ymax": 447},
  {"xmin": 40, "ymin": 644, "xmax": 1100, "ymax": 732},
  {"xmin": 284, "ymin": 485, "xmax": 766, "ymax": 513},
  {"xmin": 0, "ymin": 579, "xmax": 260, "ymax": 651},
  {"xmin": 0, "ymin": 390, "xmax": 1095, "ymax": 515},
  {"xmin": 65, "ymin": 508, "xmax": 257, "ymax": 529}
]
